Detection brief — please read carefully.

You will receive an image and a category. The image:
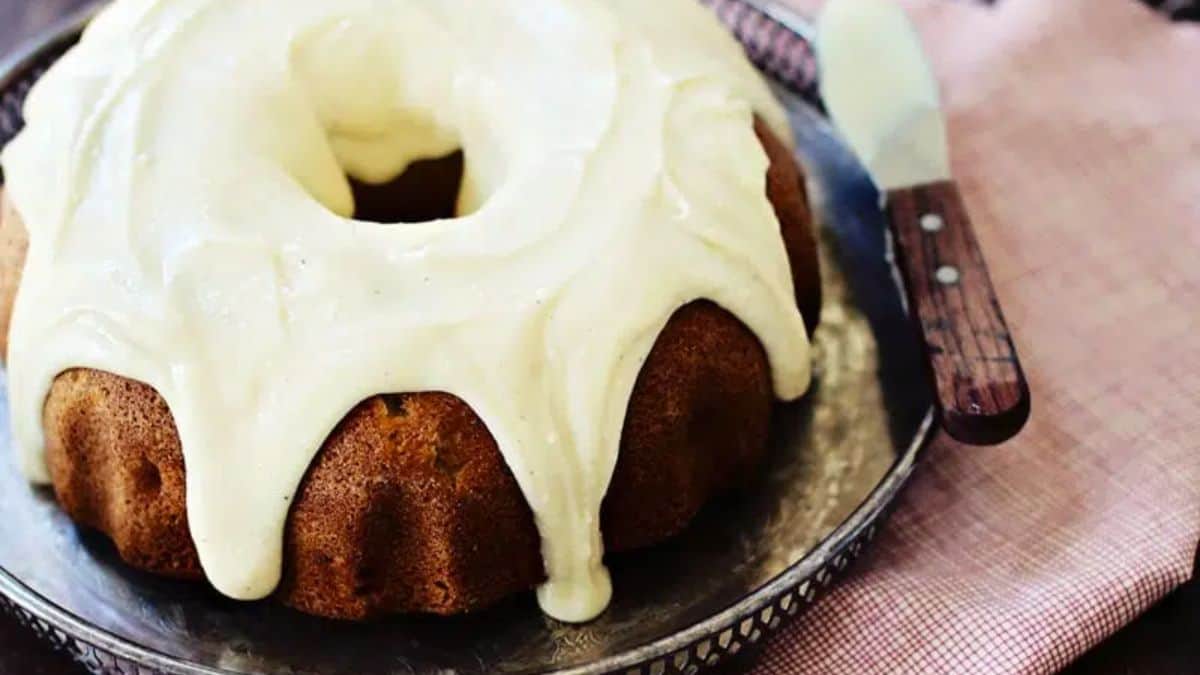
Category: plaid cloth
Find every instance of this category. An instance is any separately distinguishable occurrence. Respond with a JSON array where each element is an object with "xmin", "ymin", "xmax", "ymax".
[{"xmin": 709, "ymin": 0, "xmax": 1200, "ymax": 672}]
